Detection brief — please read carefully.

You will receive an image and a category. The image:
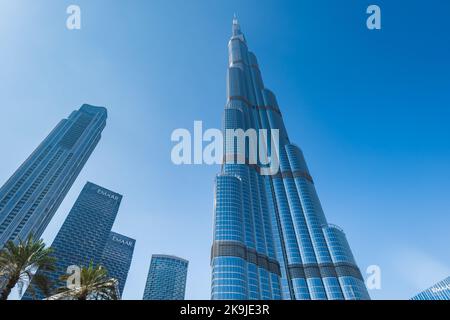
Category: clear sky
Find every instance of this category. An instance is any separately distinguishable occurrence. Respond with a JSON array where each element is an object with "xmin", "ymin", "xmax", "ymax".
[{"xmin": 0, "ymin": 0, "xmax": 449, "ymax": 300}]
